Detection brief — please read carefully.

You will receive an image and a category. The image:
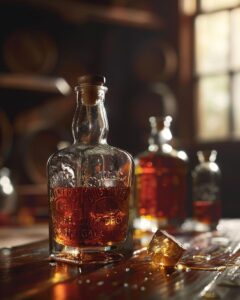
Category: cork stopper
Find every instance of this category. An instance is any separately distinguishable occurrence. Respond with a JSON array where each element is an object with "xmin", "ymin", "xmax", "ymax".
[
  {"xmin": 75, "ymin": 75, "xmax": 107, "ymax": 106},
  {"xmin": 78, "ymin": 75, "xmax": 106, "ymax": 86}
]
